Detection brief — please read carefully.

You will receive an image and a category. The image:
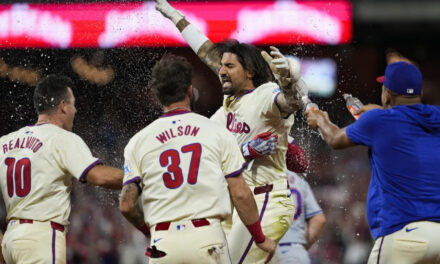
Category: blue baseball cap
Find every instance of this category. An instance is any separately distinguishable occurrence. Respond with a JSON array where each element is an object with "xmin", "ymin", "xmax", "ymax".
[{"xmin": 376, "ymin": 61, "xmax": 422, "ymax": 95}]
